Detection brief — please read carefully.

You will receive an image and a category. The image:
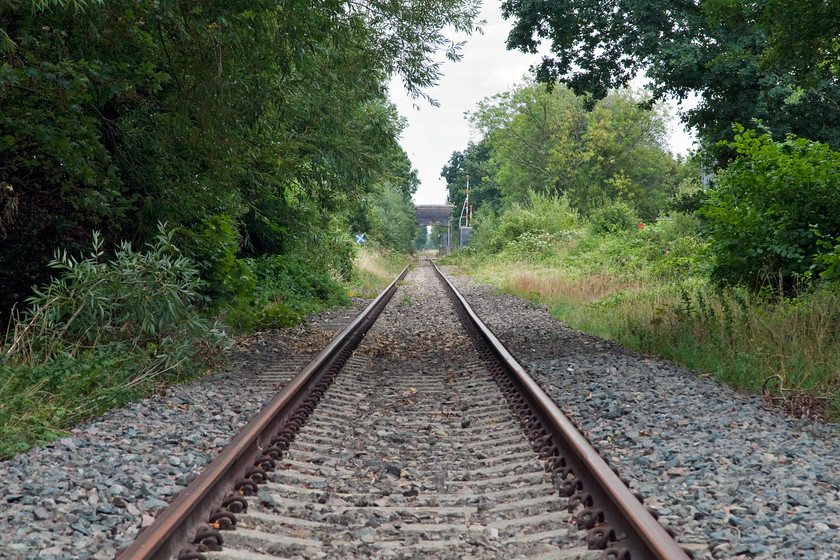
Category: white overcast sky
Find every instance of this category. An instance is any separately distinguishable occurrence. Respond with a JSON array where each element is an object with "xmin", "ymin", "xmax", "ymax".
[{"xmin": 388, "ymin": 2, "xmax": 697, "ymax": 205}]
